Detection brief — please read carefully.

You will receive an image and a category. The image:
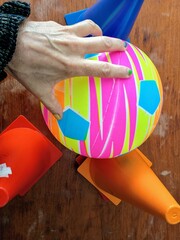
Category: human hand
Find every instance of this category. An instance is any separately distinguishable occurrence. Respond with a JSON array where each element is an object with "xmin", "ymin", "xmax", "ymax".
[{"xmin": 5, "ymin": 20, "xmax": 131, "ymax": 119}]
